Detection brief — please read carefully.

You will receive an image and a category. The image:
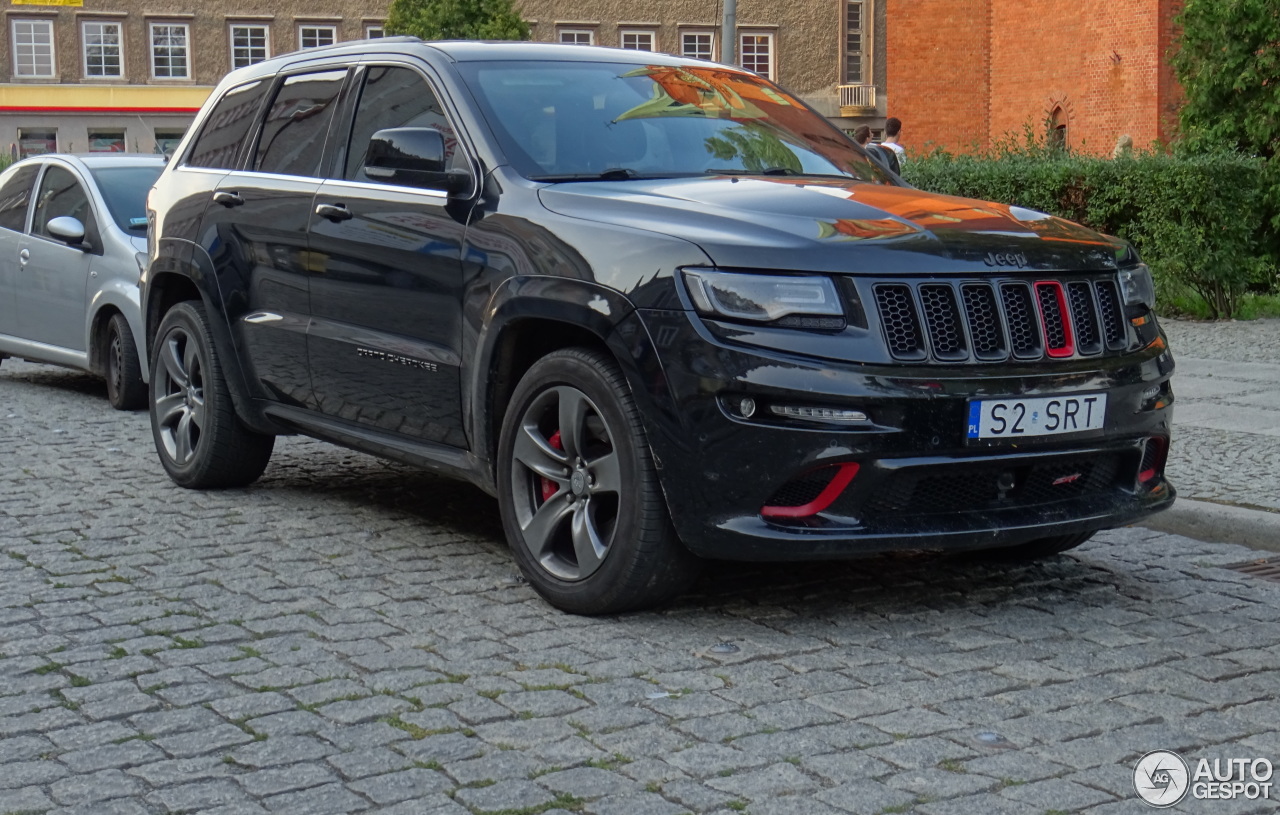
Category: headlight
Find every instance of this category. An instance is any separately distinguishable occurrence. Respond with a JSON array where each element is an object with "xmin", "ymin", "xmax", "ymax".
[
  {"xmin": 1117, "ymin": 263, "xmax": 1155, "ymax": 309},
  {"xmin": 682, "ymin": 270, "xmax": 845, "ymax": 328}
]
